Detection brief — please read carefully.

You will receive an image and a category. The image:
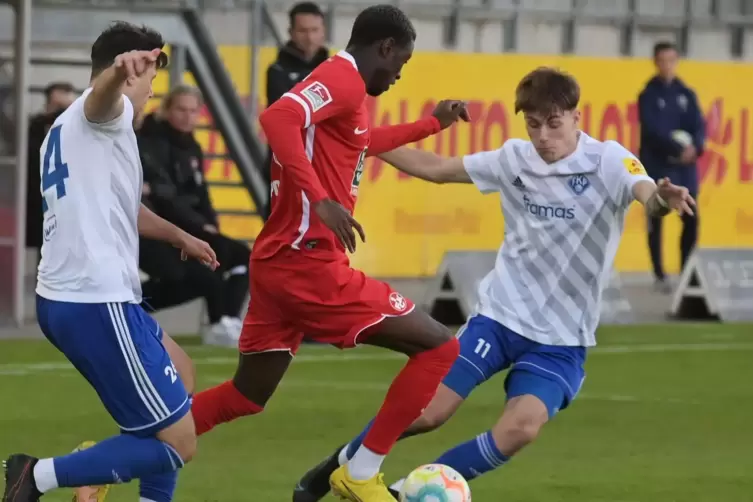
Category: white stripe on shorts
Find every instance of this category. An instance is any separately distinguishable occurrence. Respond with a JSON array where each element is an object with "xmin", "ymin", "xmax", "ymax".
[
  {"xmin": 107, "ymin": 303, "xmax": 170, "ymax": 421},
  {"xmin": 113, "ymin": 304, "xmax": 171, "ymax": 417}
]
